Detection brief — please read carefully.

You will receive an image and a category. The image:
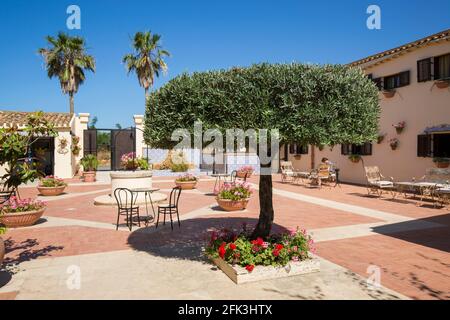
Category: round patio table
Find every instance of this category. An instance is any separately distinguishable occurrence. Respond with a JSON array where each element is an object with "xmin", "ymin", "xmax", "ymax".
[
  {"xmin": 130, "ymin": 187, "xmax": 160, "ymax": 226},
  {"xmin": 211, "ymin": 173, "xmax": 230, "ymax": 195}
]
